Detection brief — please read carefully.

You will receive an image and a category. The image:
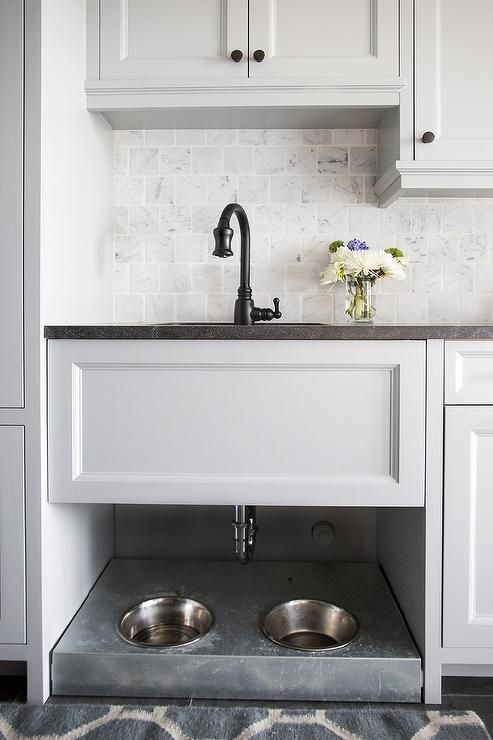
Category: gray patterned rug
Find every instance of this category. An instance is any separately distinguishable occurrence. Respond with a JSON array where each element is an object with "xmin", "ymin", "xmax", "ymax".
[{"xmin": 0, "ymin": 704, "xmax": 489, "ymax": 739}]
